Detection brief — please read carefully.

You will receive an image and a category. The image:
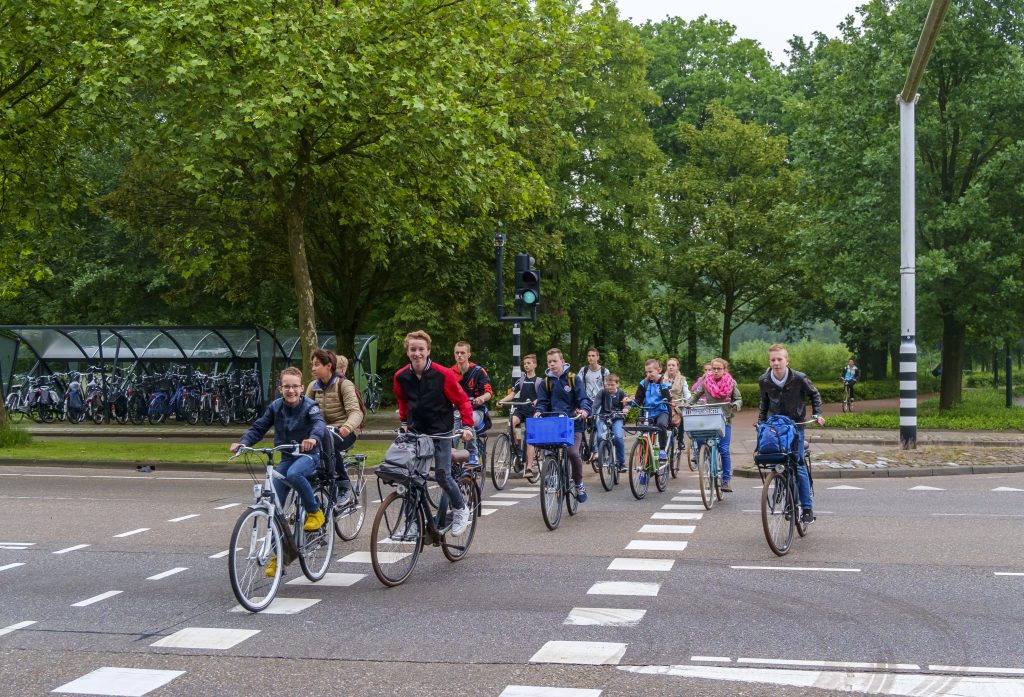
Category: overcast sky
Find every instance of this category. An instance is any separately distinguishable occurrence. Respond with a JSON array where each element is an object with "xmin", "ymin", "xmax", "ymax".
[{"xmin": 610, "ymin": 0, "xmax": 863, "ymax": 63}]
